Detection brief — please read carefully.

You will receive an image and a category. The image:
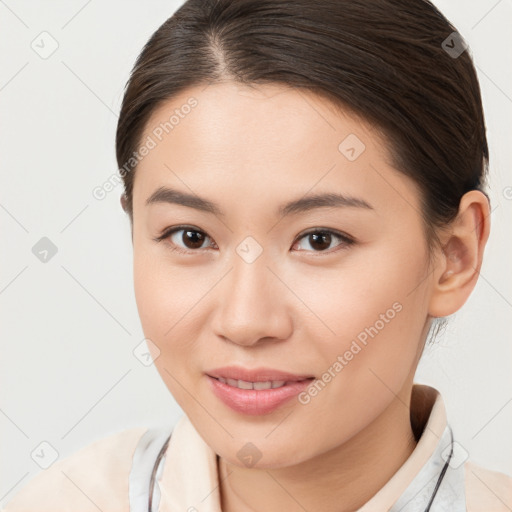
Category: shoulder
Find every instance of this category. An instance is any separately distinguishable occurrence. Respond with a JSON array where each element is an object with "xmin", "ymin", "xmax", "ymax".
[
  {"xmin": 464, "ymin": 460, "xmax": 512, "ymax": 511},
  {"xmin": 2, "ymin": 426, "xmax": 148, "ymax": 512}
]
